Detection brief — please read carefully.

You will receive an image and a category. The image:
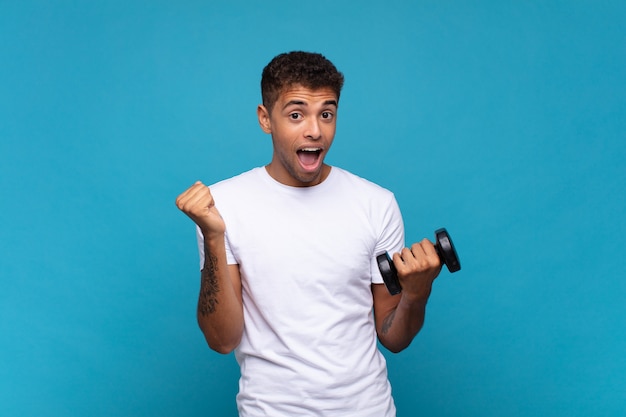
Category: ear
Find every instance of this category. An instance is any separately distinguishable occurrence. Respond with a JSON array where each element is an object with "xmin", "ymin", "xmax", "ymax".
[{"xmin": 257, "ymin": 105, "xmax": 272, "ymax": 133}]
